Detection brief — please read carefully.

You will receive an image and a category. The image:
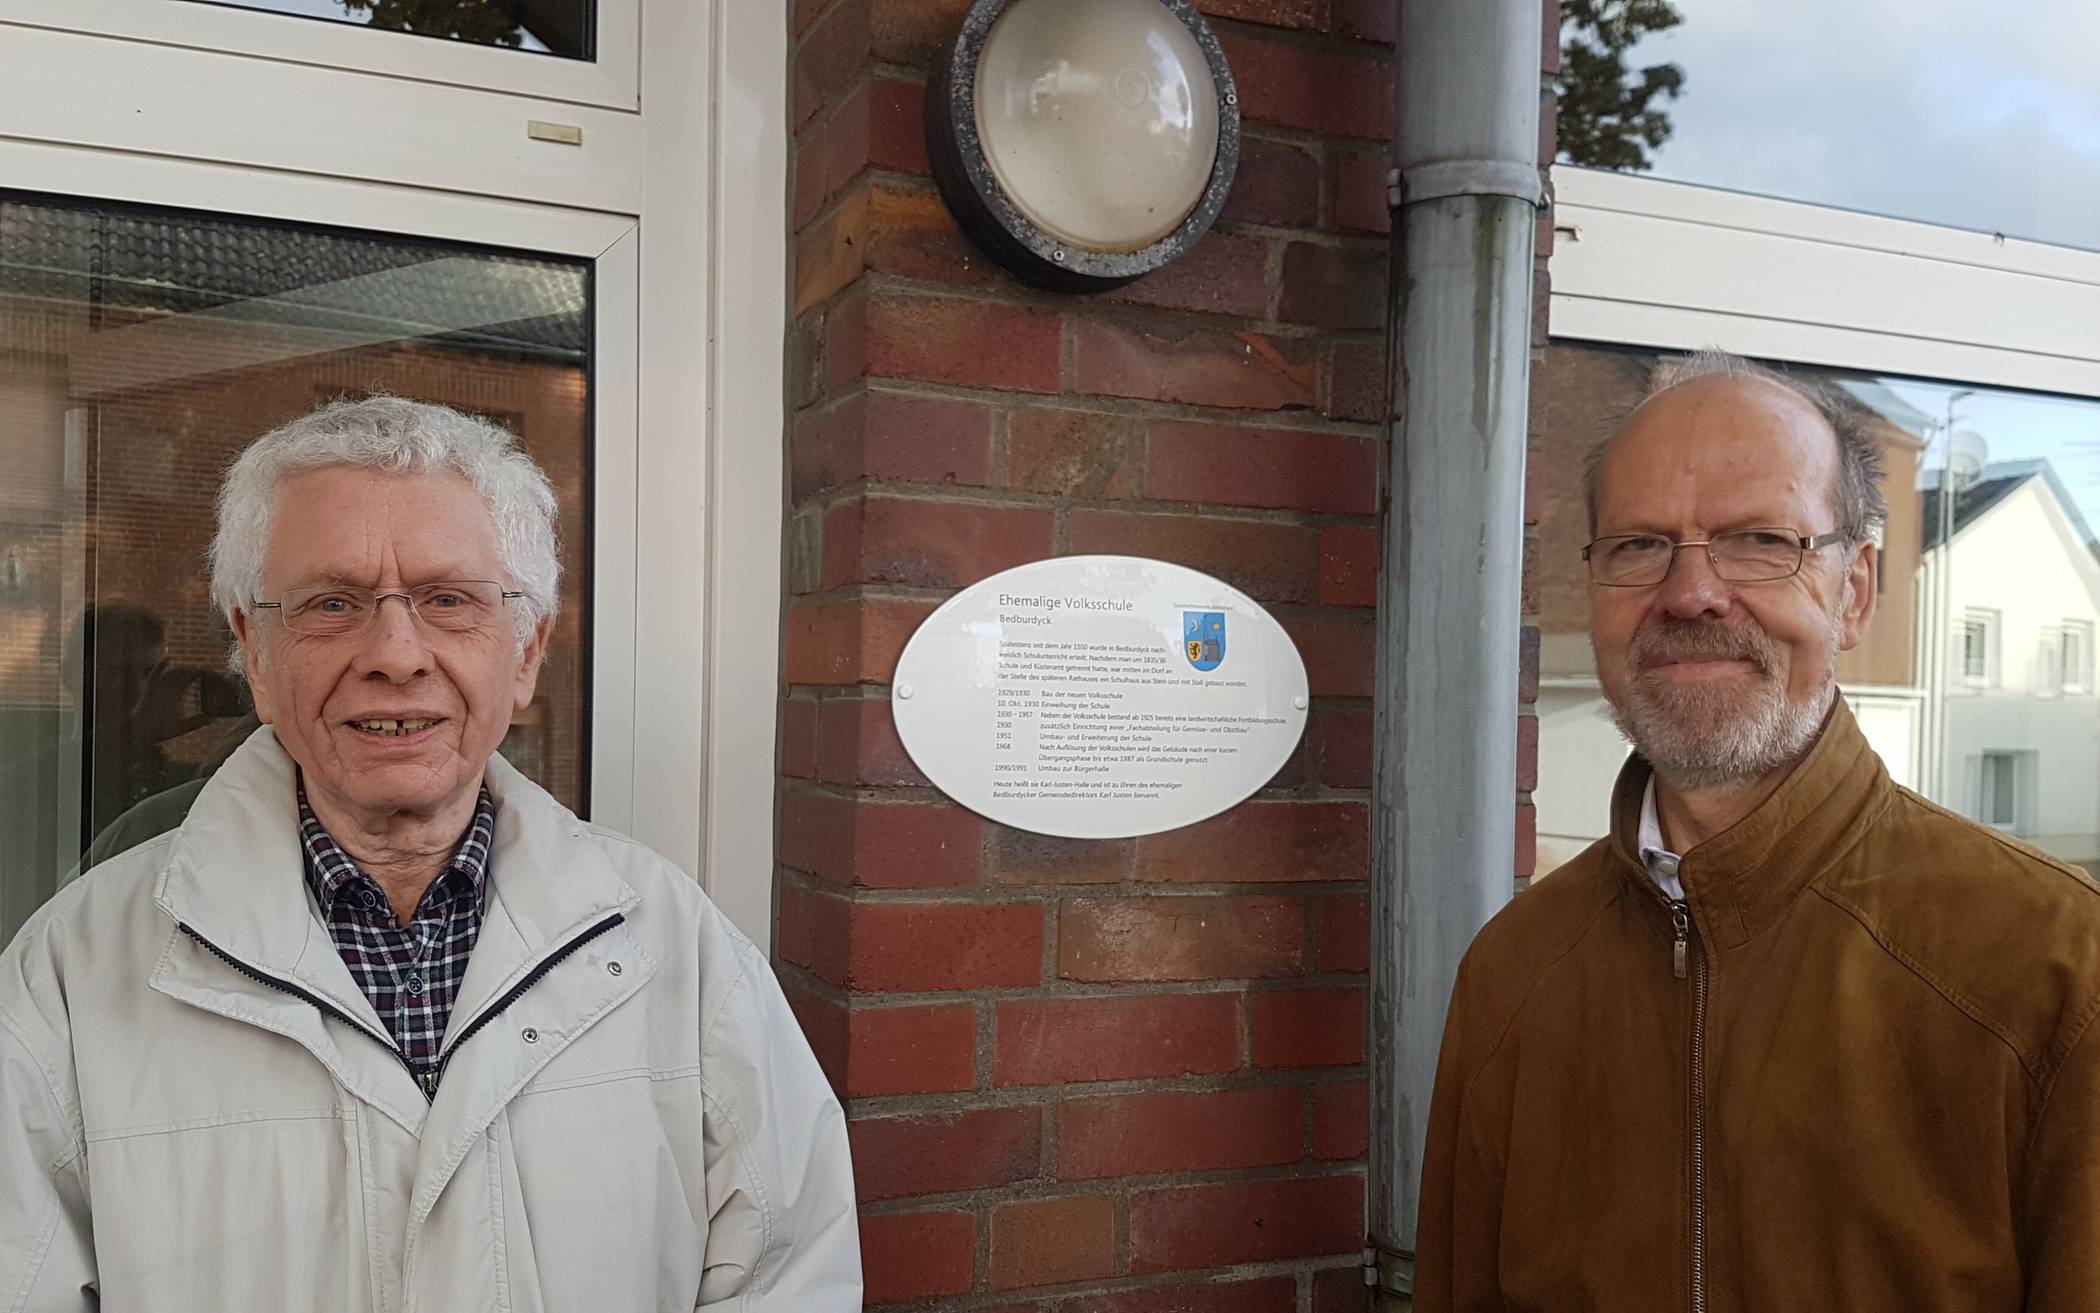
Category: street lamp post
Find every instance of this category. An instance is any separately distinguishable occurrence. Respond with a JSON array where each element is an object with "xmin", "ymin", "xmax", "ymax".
[{"xmin": 1928, "ymin": 389, "xmax": 1976, "ymax": 803}]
